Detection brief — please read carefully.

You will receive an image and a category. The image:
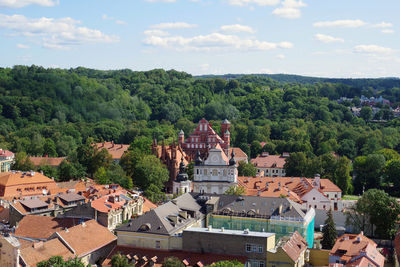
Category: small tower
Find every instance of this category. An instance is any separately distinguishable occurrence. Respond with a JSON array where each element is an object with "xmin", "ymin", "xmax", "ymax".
[
  {"xmin": 178, "ymin": 129, "xmax": 185, "ymax": 147},
  {"xmin": 173, "ymin": 158, "xmax": 192, "ymax": 195},
  {"xmin": 314, "ymin": 174, "xmax": 321, "ymax": 188},
  {"xmin": 195, "ymin": 150, "xmax": 203, "ymax": 166},
  {"xmin": 221, "ymin": 119, "xmax": 231, "ymax": 139},
  {"xmin": 229, "ymin": 149, "xmax": 236, "ymax": 166}
]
